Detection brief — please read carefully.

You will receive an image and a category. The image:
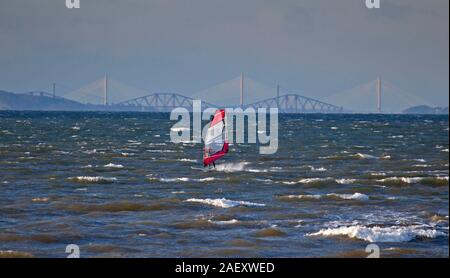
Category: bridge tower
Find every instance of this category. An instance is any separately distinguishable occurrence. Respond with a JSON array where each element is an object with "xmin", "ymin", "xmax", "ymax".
[
  {"xmin": 276, "ymin": 84, "xmax": 280, "ymax": 108},
  {"xmin": 240, "ymin": 73, "xmax": 244, "ymax": 107},
  {"xmin": 376, "ymin": 77, "xmax": 381, "ymax": 113},
  {"xmin": 103, "ymin": 74, "xmax": 109, "ymax": 106}
]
